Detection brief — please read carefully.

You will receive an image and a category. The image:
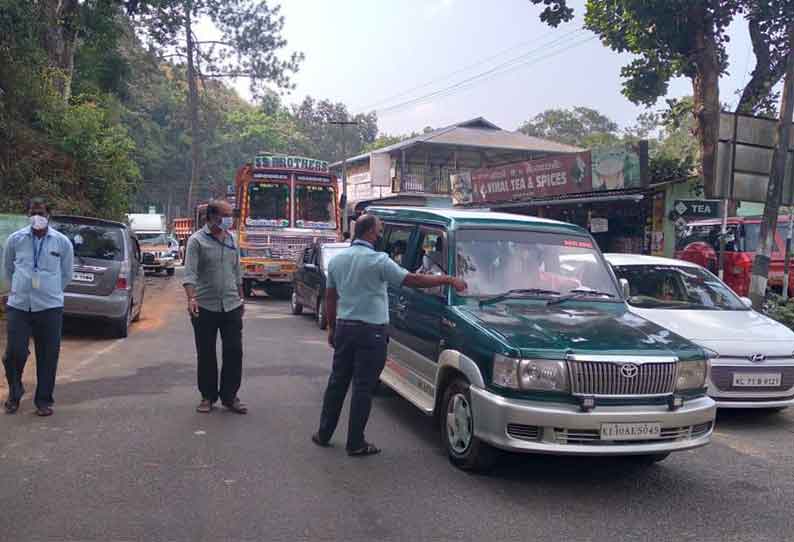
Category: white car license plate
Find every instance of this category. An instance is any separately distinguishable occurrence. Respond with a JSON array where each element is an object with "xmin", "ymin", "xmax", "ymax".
[
  {"xmin": 733, "ymin": 372, "xmax": 782, "ymax": 387},
  {"xmin": 600, "ymin": 422, "xmax": 661, "ymax": 441},
  {"xmin": 72, "ymin": 272, "xmax": 95, "ymax": 282}
]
